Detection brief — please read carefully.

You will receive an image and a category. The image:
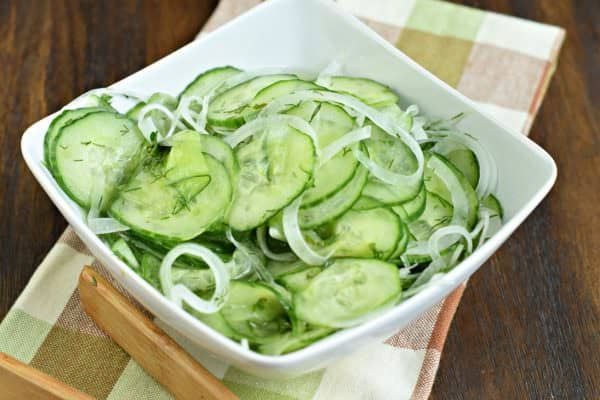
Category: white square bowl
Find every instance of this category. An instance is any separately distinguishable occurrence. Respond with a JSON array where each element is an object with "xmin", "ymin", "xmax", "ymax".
[{"xmin": 21, "ymin": 0, "xmax": 556, "ymax": 378}]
